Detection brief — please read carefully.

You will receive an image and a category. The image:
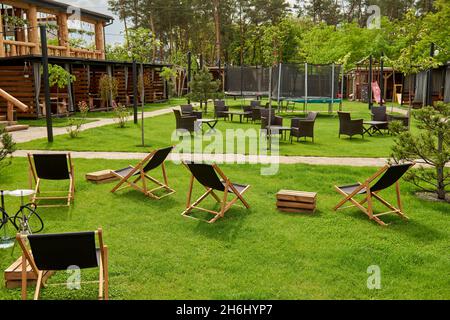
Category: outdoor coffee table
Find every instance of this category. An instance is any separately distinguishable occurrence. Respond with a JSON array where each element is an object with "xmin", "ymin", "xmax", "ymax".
[
  {"xmin": 363, "ymin": 121, "xmax": 389, "ymax": 136},
  {"xmin": 267, "ymin": 126, "xmax": 291, "ymax": 141},
  {"xmin": 197, "ymin": 119, "xmax": 218, "ymax": 132},
  {"xmin": 224, "ymin": 111, "xmax": 252, "ymax": 123}
]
